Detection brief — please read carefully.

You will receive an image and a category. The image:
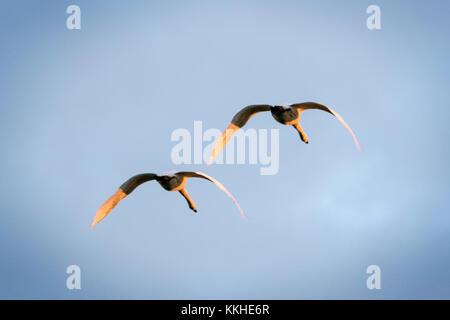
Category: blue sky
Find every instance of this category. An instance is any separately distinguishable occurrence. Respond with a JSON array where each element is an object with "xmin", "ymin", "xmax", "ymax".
[{"xmin": 0, "ymin": 0, "xmax": 449, "ymax": 299}]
